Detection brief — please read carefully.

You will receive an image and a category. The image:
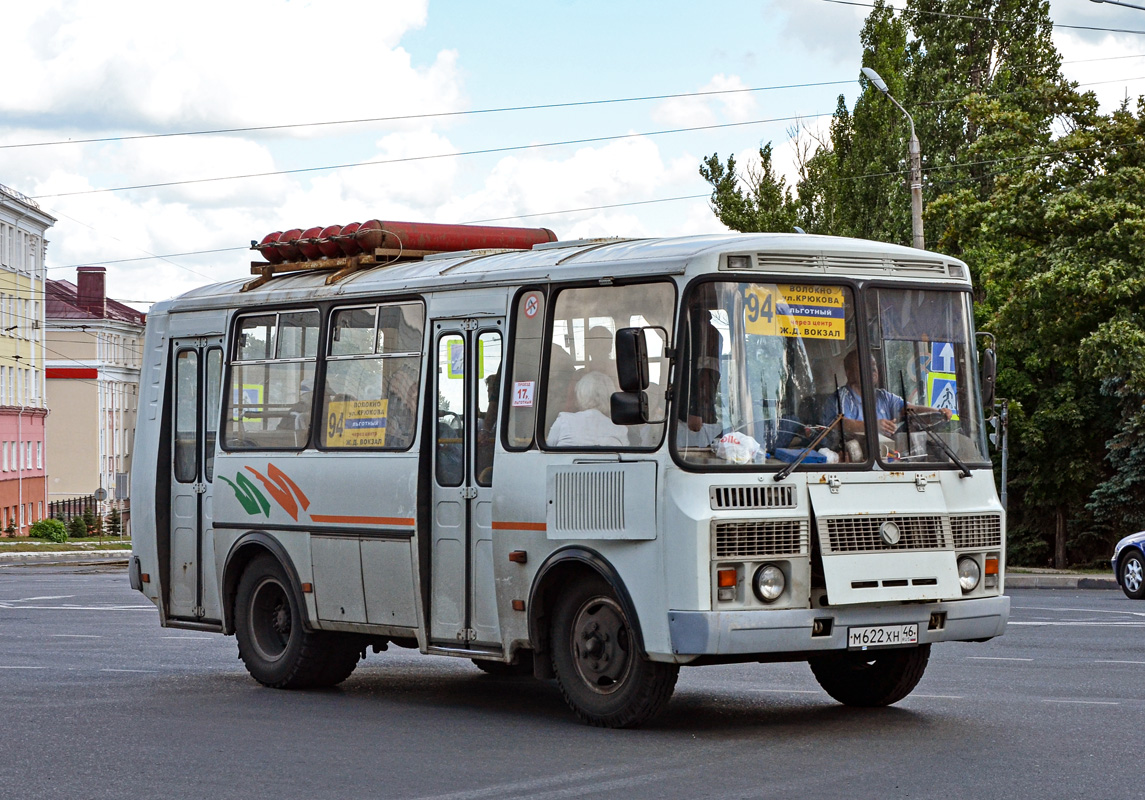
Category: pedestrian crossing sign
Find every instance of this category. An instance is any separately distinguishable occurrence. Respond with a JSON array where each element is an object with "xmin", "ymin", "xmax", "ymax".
[{"xmin": 926, "ymin": 372, "xmax": 959, "ymax": 421}]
